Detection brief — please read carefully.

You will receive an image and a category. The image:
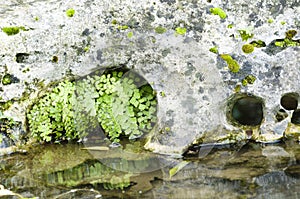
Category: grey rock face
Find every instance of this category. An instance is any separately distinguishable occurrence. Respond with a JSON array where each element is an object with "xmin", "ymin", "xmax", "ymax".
[{"xmin": 0, "ymin": 0, "xmax": 299, "ymax": 154}]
